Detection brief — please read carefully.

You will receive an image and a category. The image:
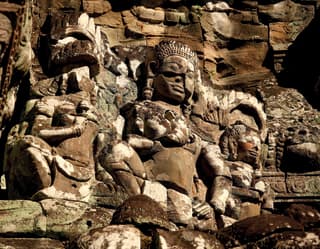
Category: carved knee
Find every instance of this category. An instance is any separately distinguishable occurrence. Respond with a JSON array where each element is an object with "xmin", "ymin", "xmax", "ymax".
[{"xmin": 105, "ymin": 142, "xmax": 146, "ymax": 179}]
